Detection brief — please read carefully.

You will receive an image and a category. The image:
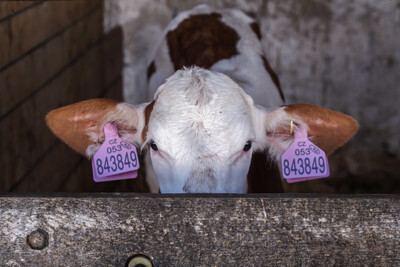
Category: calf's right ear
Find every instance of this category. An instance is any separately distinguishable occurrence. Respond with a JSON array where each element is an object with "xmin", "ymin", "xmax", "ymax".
[
  {"xmin": 255, "ymin": 104, "xmax": 359, "ymax": 161},
  {"xmin": 46, "ymin": 98, "xmax": 149, "ymax": 158}
]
